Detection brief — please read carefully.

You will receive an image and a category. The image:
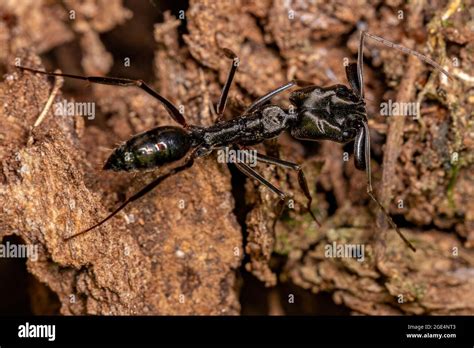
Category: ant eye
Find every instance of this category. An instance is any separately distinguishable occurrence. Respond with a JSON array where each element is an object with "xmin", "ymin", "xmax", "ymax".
[{"xmin": 342, "ymin": 129, "xmax": 355, "ymax": 140}]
